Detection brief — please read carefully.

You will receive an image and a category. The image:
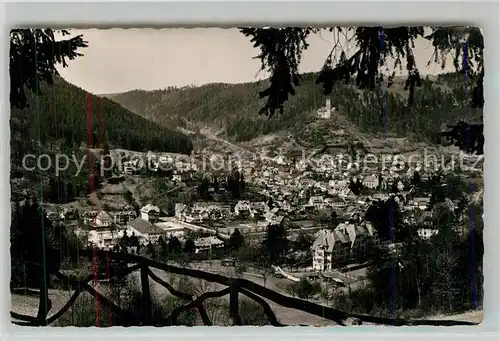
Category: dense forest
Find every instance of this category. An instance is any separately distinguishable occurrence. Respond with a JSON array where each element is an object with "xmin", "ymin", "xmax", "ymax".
[
  {"xmin": 10, "ymin": 76, "xmax": 193, "ymax": 154},
  {"xmin": 107, "ymin": 72, "xmax": 482, "ymax": 144}
]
